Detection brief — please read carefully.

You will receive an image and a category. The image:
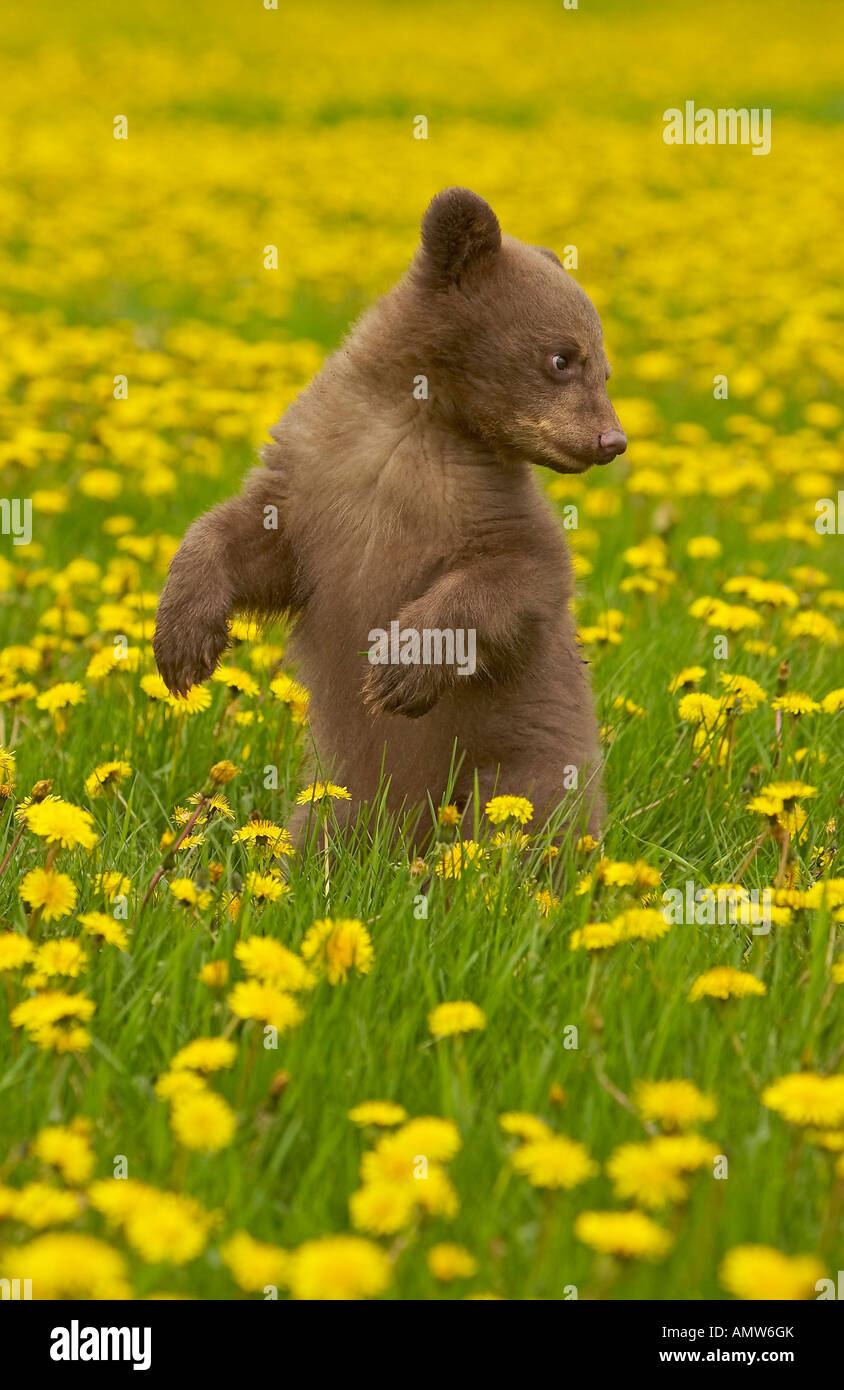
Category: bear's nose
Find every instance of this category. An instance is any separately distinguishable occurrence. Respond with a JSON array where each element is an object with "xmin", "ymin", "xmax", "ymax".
[{"xmin": 597, "ymin": 429, "xmax": 627, "ymax": 461}]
